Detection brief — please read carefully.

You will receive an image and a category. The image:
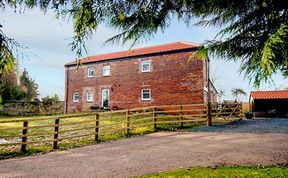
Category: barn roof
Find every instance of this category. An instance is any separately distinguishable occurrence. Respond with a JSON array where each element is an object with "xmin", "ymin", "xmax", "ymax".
[
  {"xmin": 65, "ymin": 41, "xmax": 200, "ymax": 66},
  {"xmin": 250, "ymin": 90, "xmax": 288, "ymax": 100}
]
